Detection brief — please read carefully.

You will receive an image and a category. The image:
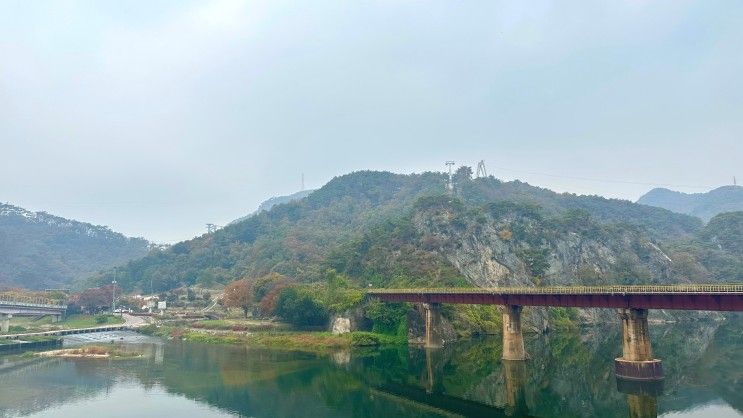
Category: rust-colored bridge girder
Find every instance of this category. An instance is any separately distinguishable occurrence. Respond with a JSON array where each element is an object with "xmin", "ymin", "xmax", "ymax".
[{"xmin": 367, "ymin": 286, "xmax": 743, "ymax": 311}]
